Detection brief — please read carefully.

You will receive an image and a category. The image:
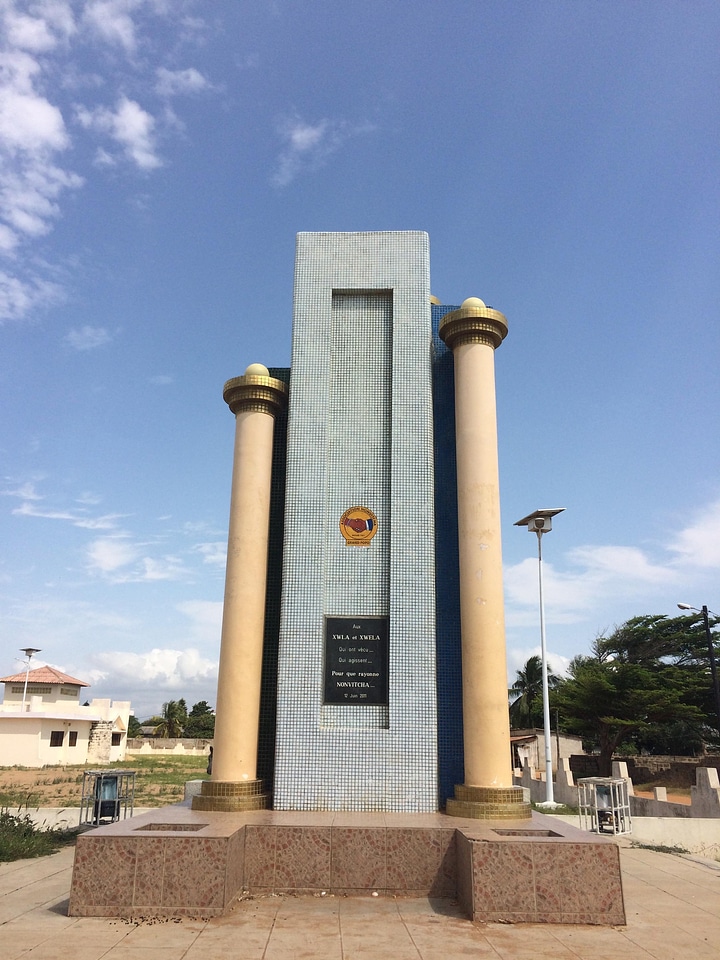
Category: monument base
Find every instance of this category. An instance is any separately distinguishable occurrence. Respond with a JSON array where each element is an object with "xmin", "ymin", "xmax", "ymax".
[
  {"xmin": 68, "ymin": 806, "xmax": 624, "ymax": 924},
  {"xmin": 191, "ymin": 779, "xmax": 270, "ymax": 812},
  {"xmin": 446, "ymin": 783, "xmax": 532, "ymax": 820}
]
